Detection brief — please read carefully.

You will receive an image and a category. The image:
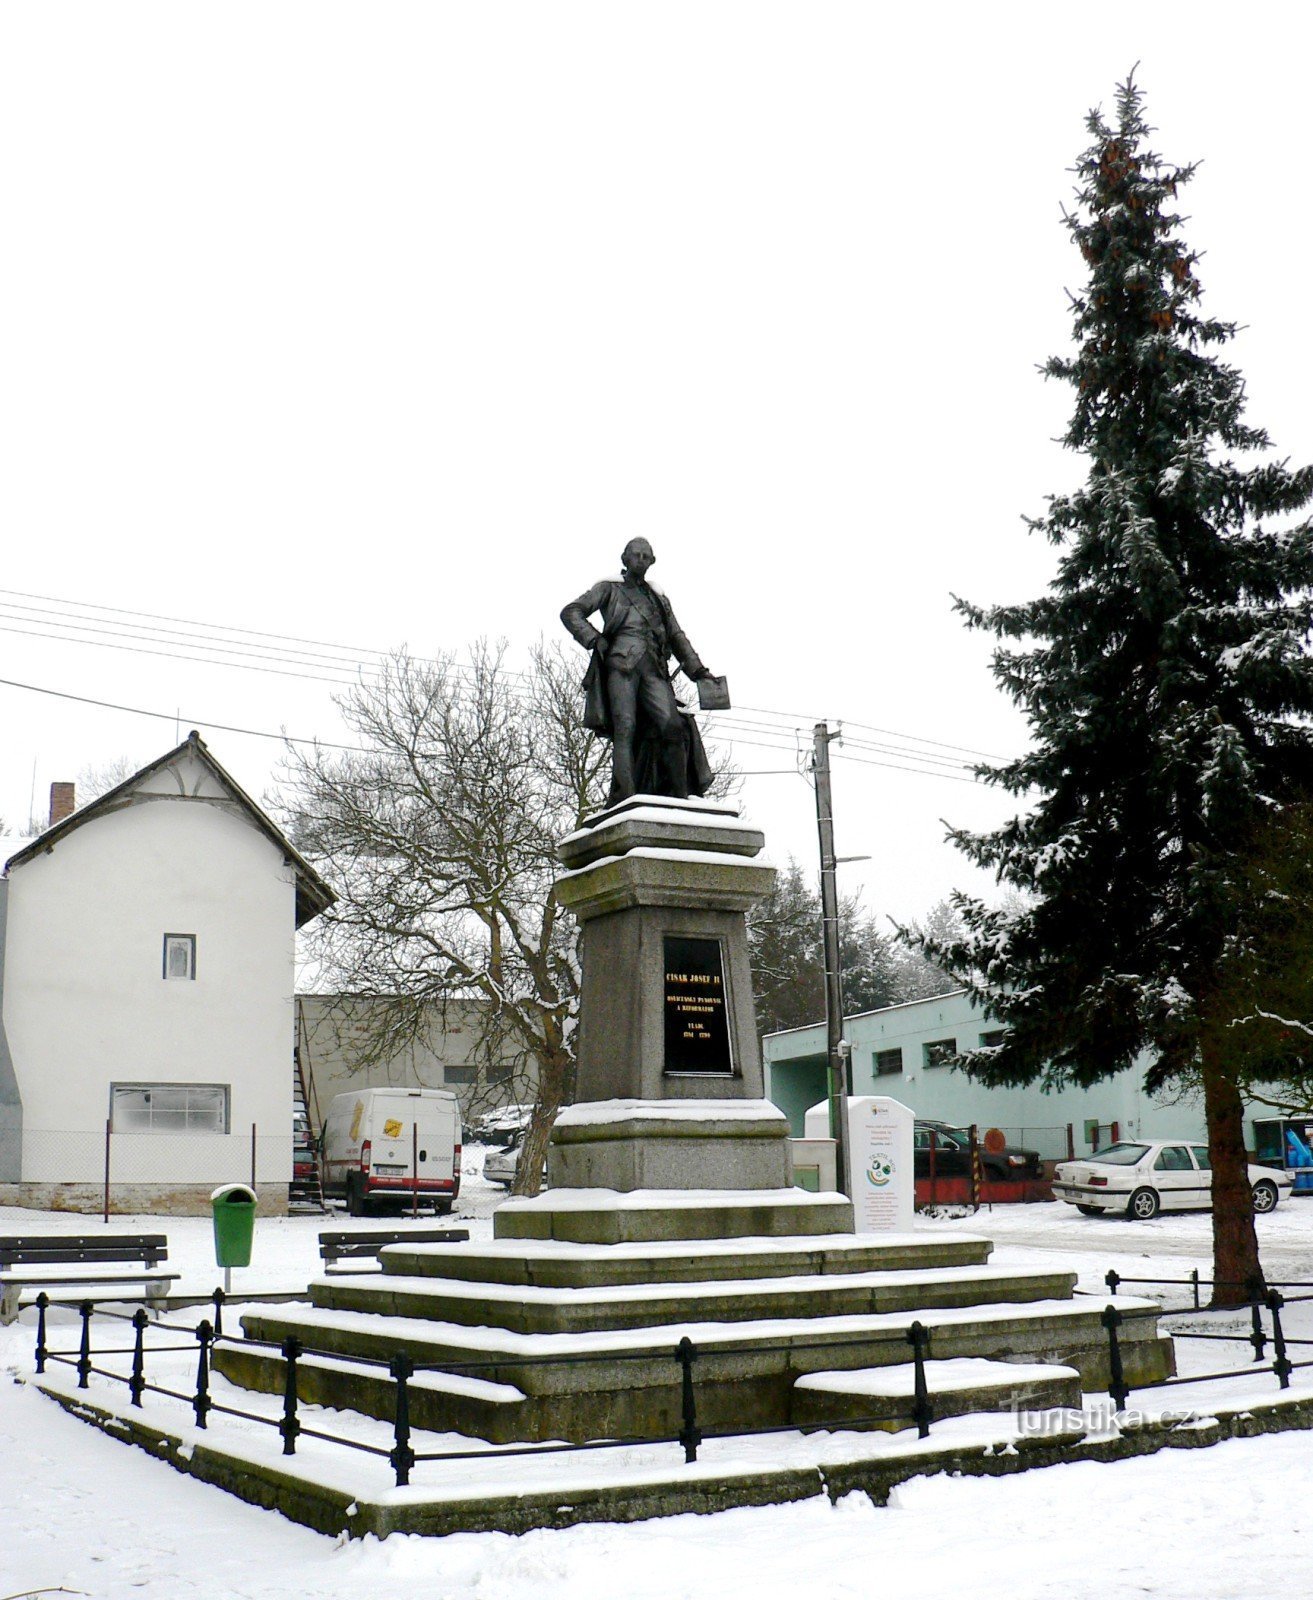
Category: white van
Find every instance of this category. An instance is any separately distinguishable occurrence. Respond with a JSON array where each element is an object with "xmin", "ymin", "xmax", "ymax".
[{"xmin": 319, "ymin": 1088, "xmax": 462, "ymax": 1216}]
